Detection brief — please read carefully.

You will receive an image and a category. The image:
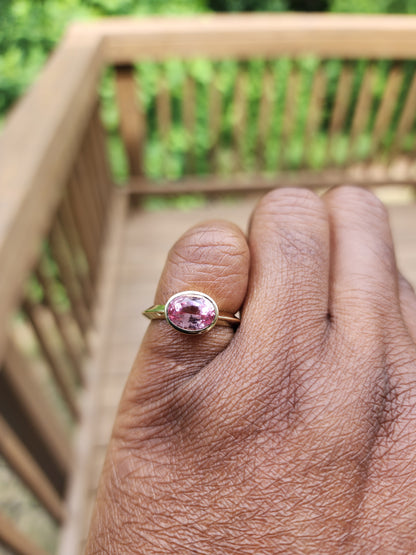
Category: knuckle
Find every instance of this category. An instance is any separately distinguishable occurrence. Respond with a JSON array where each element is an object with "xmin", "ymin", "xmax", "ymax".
[
  {"xmin": 256, "ymin": 187, "xmax": 324, "ymax": 221},
  {"xmin": 169, "ymin": 221, "xmax": 248, "ymax": 270},
  {"xmin": 328, "ymin": 185, "xmax": 389, "ymax": 222}
]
